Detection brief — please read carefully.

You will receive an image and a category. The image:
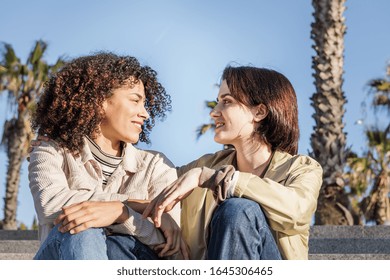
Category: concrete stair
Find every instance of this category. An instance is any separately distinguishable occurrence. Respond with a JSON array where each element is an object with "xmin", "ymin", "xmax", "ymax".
[
  {"xmin": 308, "ymin": 225, "xmax": 390, "ymax": 260},
  {"xmin": 0, "ymin": 230, "xmax": 39, "ymax": 260},
  {"xmin": 0, "ymin": 226, "xmax": 389, "ymax": 260}
]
